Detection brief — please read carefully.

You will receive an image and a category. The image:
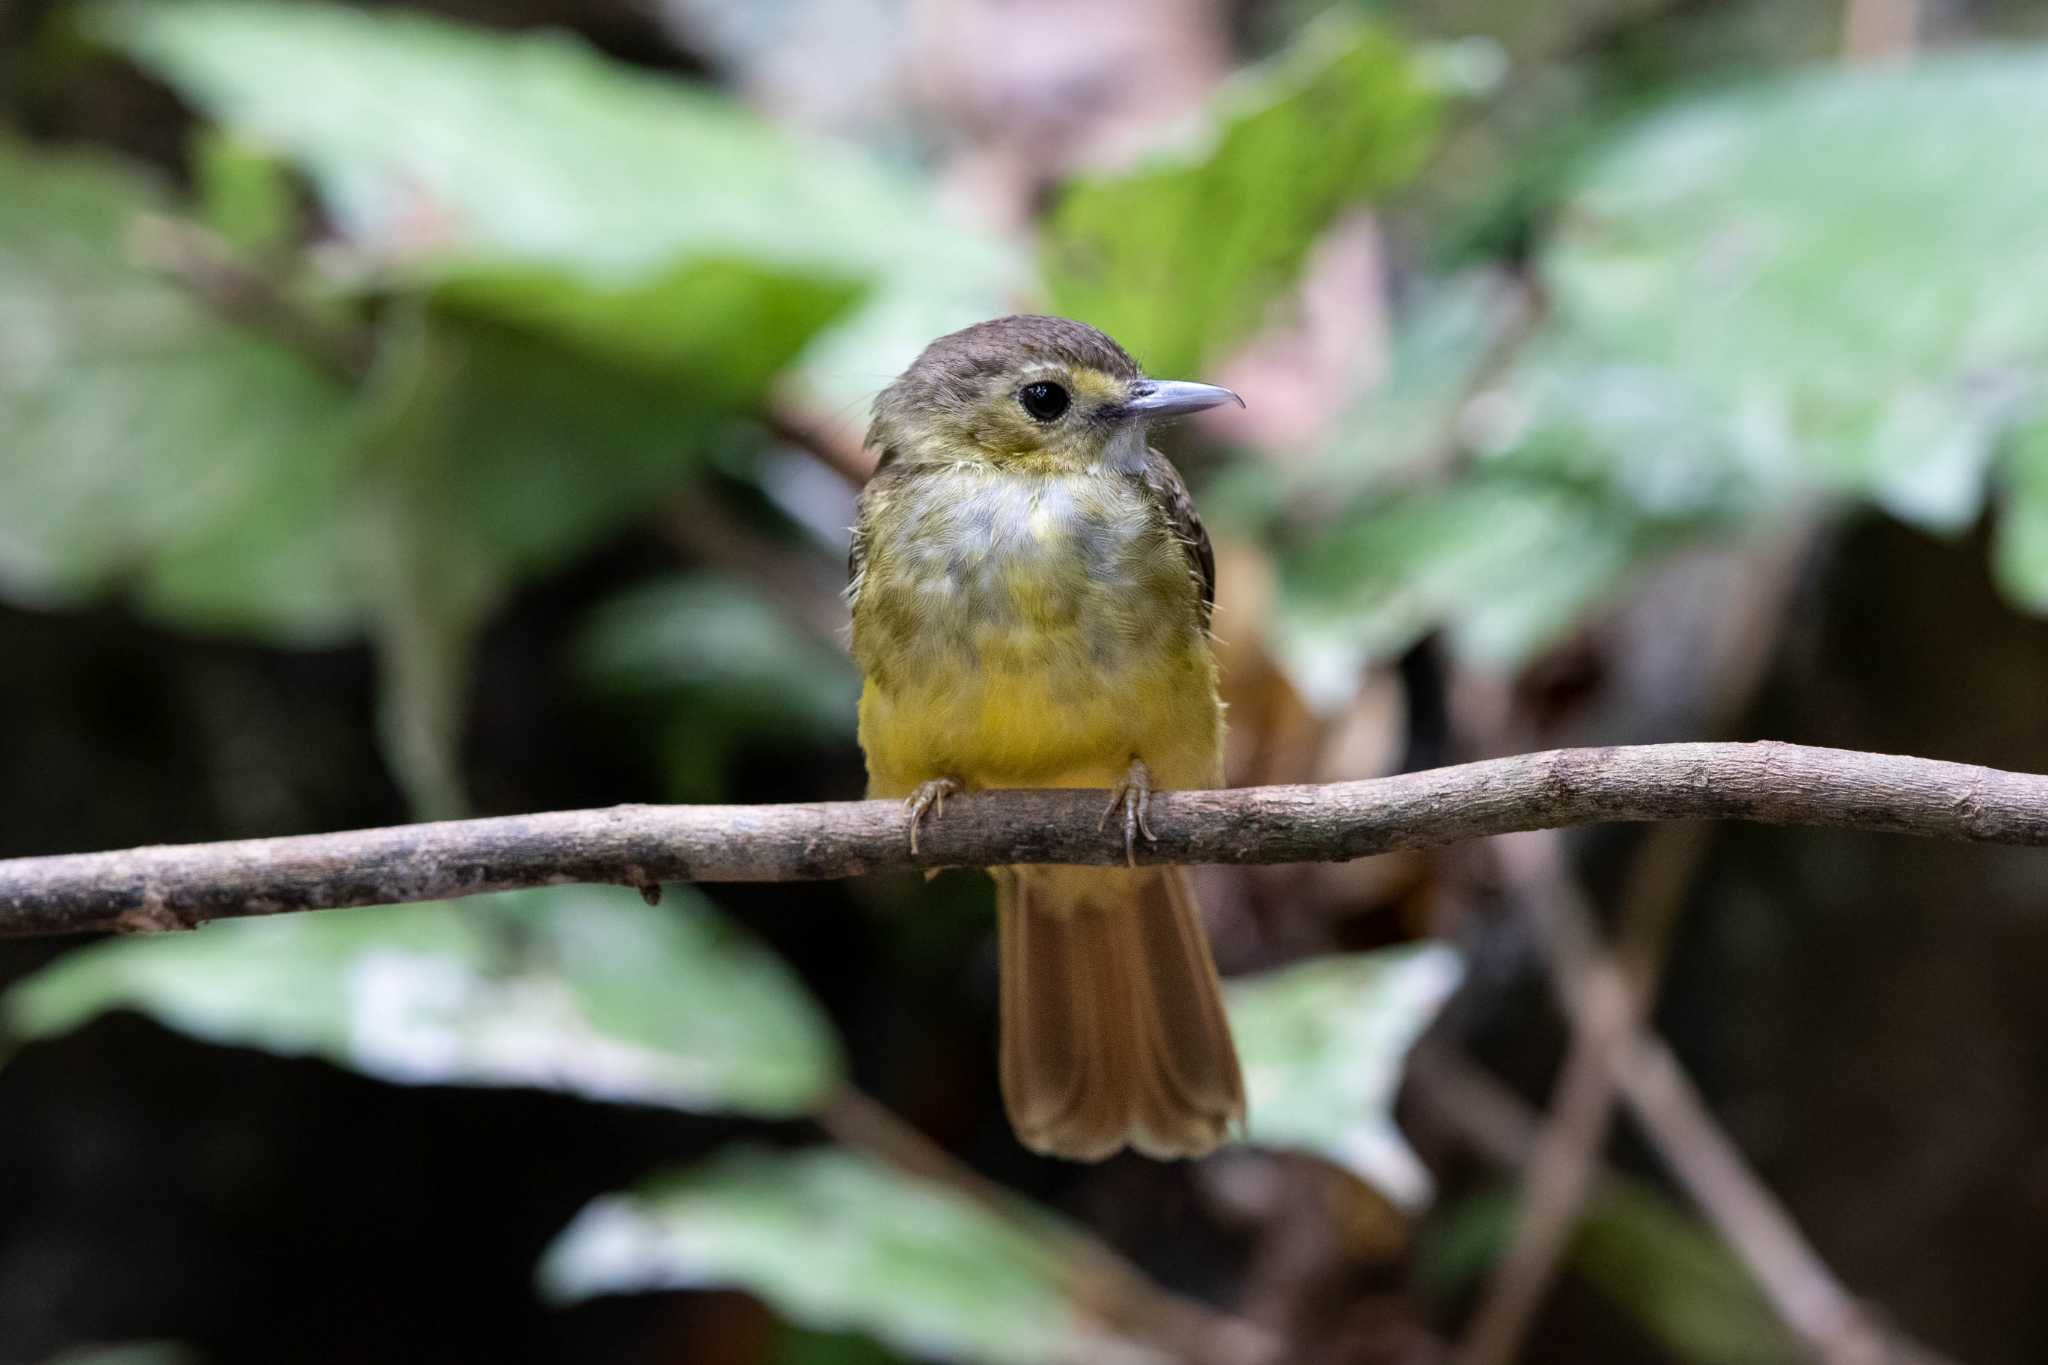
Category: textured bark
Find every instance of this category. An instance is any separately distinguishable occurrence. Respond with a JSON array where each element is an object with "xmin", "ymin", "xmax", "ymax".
[{"xmin": 4, "ymin": 740, "xmax": 2046, "ymax": 938}]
